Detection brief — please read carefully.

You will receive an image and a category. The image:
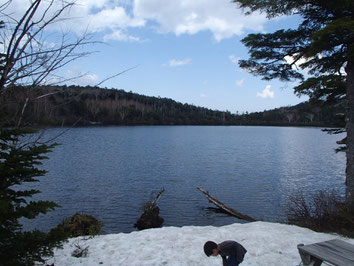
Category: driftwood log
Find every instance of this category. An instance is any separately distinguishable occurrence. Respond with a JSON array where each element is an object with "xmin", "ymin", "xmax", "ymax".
[{"xmin": 197, "ymin": 187, "xmax": 256, "ymax": 222}]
